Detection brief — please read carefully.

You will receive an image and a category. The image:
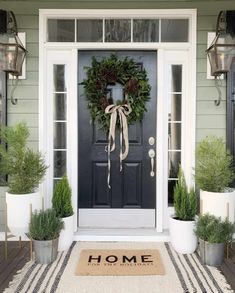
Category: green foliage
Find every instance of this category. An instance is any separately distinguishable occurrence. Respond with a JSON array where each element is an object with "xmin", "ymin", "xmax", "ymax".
[
  {"xmin": 195, "ymin": 214, "xmax": 235, "ymax": 243},
  {"xmin": 29, "ymin": 209, "xmax": 64, "ymax": 241},
  {"xmin": 0, "ymin": 123, "xmax": 48, "ymax": 194},
  {"xmin": 174, "ymin": 167, "xmax": 198, "ymax": 221},
  {"xmin": 81, "ymin": 54, "xmax": 151, "ymax": 131},
  {"xmin": 195, "ymin": 136, "xmax": 234, "ymax": 192},
  {"xmin": 52, "ymin": 175, "xmax": 74, "ymax": 218}
]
